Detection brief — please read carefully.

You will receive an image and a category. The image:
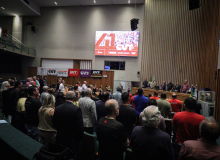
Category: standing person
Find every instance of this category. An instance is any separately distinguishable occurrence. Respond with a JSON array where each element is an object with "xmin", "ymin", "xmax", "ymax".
[
  {"xmin": 55, "ymin": 92, "xmax": 65, "ymax": 107},
  {"xmin": 25, "ymin": 86, "xmax": 42, "ymax": 141},
  {"xmin": 81, "ymin": 81, "xmax": 87, "ymax": 97},
  {"xmin": 99, "ymin": 85, "xmax": 103, "ymax": 95},
  {"xmin": 156, "ymin": 93, "xmax": 172, "ymax": 118},
  {"xmin": 38, "ymin": 94, "xmax": 56, "ymax": 144},
  {"xmin": 130, "ymin": 90, "xmax": 138, "ymax": 109},
  {"xmin": 113, "ymin": 86, "xmax": 122, "ymax": 105},
  {"xmin": 116, "ymin": 92, "xmax": 136, "ymax": 139},
  {"xmin": 143, "ymin": 78, "xmax": 148, "ymax": 88},
  {"xmin": 43, "ymin": 77, "xmax": 47, "ymax": 86},
  {"xmin": 179, "ymin": 118, "xmax": 220, "ymax": 160},
  {"xmin": 161, "ymin": 81, "xmax": 166, "ymax": 91},
  {"xmin": 40, "ymin": 86, "xmax": 49, "ymax": 103},
  {"xmin": 96, "ymin": 99, "xmax": 129, "ymax": 160},
  {"xmin": 1, "ymin": 81, "xmax": 12, "ymax": 118},
  {"xmin": 73, "ymin": 91, "xmax": 80, "ymax": 107},
  {"xmin": 173, "ymin": 82, "xmax": 181, "ymax": 92},
  {"xmin": 53, "ymin": 91, "xmax": 84, "ymax": 159},
  {"xmin": 39, "ymin": 76, "xmax": 44, "ymax": 94},
  {"xmin": 79, "ymin": 88, "xmax": 97, "ymax": 134},
  {"xmin": 167, "ymin": 81, "xmax": 174, "ymax": 91},
  {"xmin": 93, "ymin": 84, "xmax": 97, "ymax": 94},
  {"xmin": 59, "ymin": 80, "xmax": 65, "ymax": 93},
  {"xmin": 26, "ymin": 78, "xmax": 31, "ymax": 86},
  {"xmin": 182, "ymin": 79, "xmax": 190, "ymax": 93},
  {"xmin": 56, "ymin": 79, "xmax": 61, "ymax": 92},
  {"xmin": 96, "ymin": 92, "xmax": 110, "ymax": 122},
  {"xmin": 127, "ymin": 89, "xmax": 132, "ymax": 98},
  {"xmin": 130, "ymin": 106, "xmax": 173, "ymax": 160},
  {"xmin": 168, "ymin": 93, "xmax": 182, "ymax": 112},
  {"xmin": 172, "ymin": 97, "xmax": 205, "ymax": 159},
  {"xmin": 149, "ymin": 92, "xmax": 160, "ymax": 100}
]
